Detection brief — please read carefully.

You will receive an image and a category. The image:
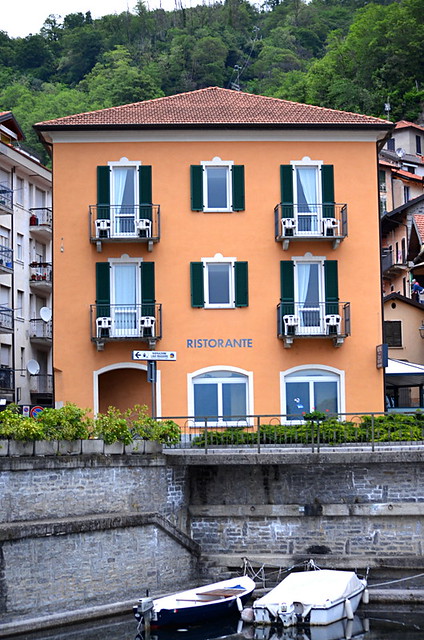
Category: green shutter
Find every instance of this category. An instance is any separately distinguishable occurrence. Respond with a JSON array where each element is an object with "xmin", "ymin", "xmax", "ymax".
[
  {"xmin": 139, "ymin": 165, "xmax": 152, "ymax": 221},
  {"xmin": 321, "ymin": 165, "xmax": 335, "ymax": 218},
  {"xmin": 324, "ymin": 260, "xmax": 339, "ymax": 314},
  {"xmin": 280, "ymin": 165, "xmax": 294, "ymax": 218},
  {"xmin": 232, "ymin": 165, "xmax": 245, "ymax": 211},
  {"xmin": 190, "ymin": 262, "xmax": 204, "ymax": 307},
  {"xmin": 190, "ymin": 165, "xmax": 203, "ymax": 211},
  {"xmin": 234, "ymin": 261, "xmax": 248, "ymax": 307},
  {"xmin": 96, "ymin": 262, "xmax": 110, "ymax": 317},
  {"xmin": 97, "ymin": 166, "xmax": 110, "ymax": 220},
  {"xmin": 141, "ymin": 262, "xmax": 155, "ymax": 316},
  {"xmin": 280, "ymin": 261, "xmax": 295, "ymax": 315}
]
